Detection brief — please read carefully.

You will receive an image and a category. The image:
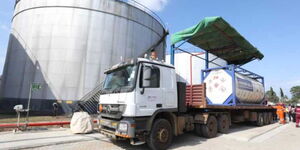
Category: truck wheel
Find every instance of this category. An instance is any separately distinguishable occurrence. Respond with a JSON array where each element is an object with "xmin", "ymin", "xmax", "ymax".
[
  {"xmin": 268, "ymin": 112, "xmax": 273, "ymax": 124},
  {"xmin": 218, "ymin": 115, "xmax": 229, "ymax": 134},
  {"xmin": 195, "ymin": 124, "xmax": 202, "ymax": 136},
  {"xmin": 256, "ymin": 113, "xmax": 264, "ymax": 126},
  {"xmin": 201, "ymin": 116, "xmax": 218, "ymax": 138},
  {"xmin": 146, "ymin": 119, "xmax": 173, "ymax": 150},
  {"xmin": 263, "ymin": 112, "xmax": 269, "ymax": 125}
]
